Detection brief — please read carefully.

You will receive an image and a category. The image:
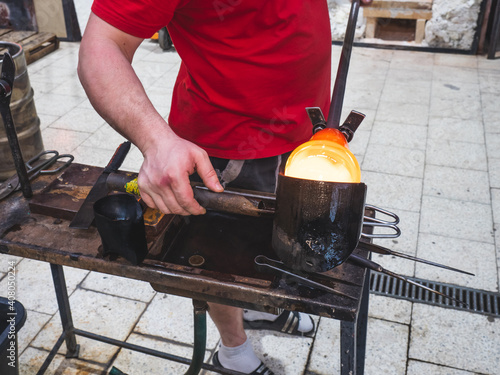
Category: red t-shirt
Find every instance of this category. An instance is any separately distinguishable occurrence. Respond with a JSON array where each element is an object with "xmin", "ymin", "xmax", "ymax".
[{"xmin": 92, "ymin": 0, "xmax": 332, "ymax": 159}]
